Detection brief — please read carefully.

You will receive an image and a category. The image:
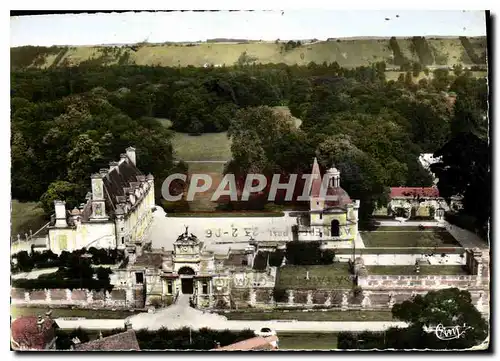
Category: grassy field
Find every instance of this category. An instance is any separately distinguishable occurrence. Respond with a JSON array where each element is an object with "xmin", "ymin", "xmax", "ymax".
[
  {"xmin": 366, "ymin": 265, "xmax": 470, "ymax": 275},
  {"xmin": 276, "ymin": 264, "xmax": 353, "ymax": 289},
  {"xmin": 12, "ymin": 37, "xmax": 487, "ymax": 69},
  {"xmin": 171, "ymin": 132, "xmax": 232, "ymax": 161},
  {"xmin": 360, "ymin": 230, "xmax": 461, "ymax": 248},
  {"xmin": 278, "ymin": 332, "xmax": 338, "ymax": 350},
  {"xmin": 222, "ymin": 310, "xmax": 394, "ymax": 322},
  {"xmin": 10, "ymin": 200, "xmax": 47, "ymax": 240},
  {"xmin": 10, "ymin": 306, "xmax": 144, "ymax": 319}
]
